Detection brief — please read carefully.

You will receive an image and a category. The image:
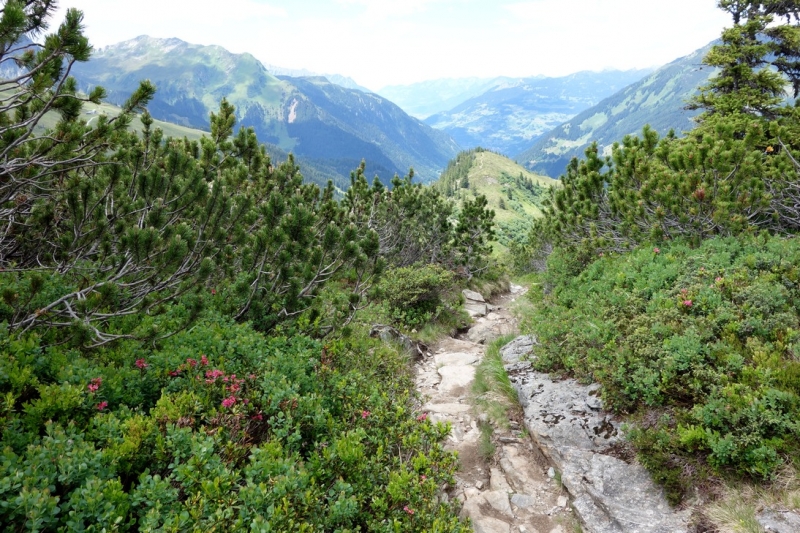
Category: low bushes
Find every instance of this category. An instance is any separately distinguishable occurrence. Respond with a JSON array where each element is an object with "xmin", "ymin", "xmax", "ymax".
[
  {"xmin": 524, "ymin": 235, "xmax": 800, "ymax": 502},
  {"xmin": 0, "ymin": 313, "xmax": 470, "ymax": 531}
]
